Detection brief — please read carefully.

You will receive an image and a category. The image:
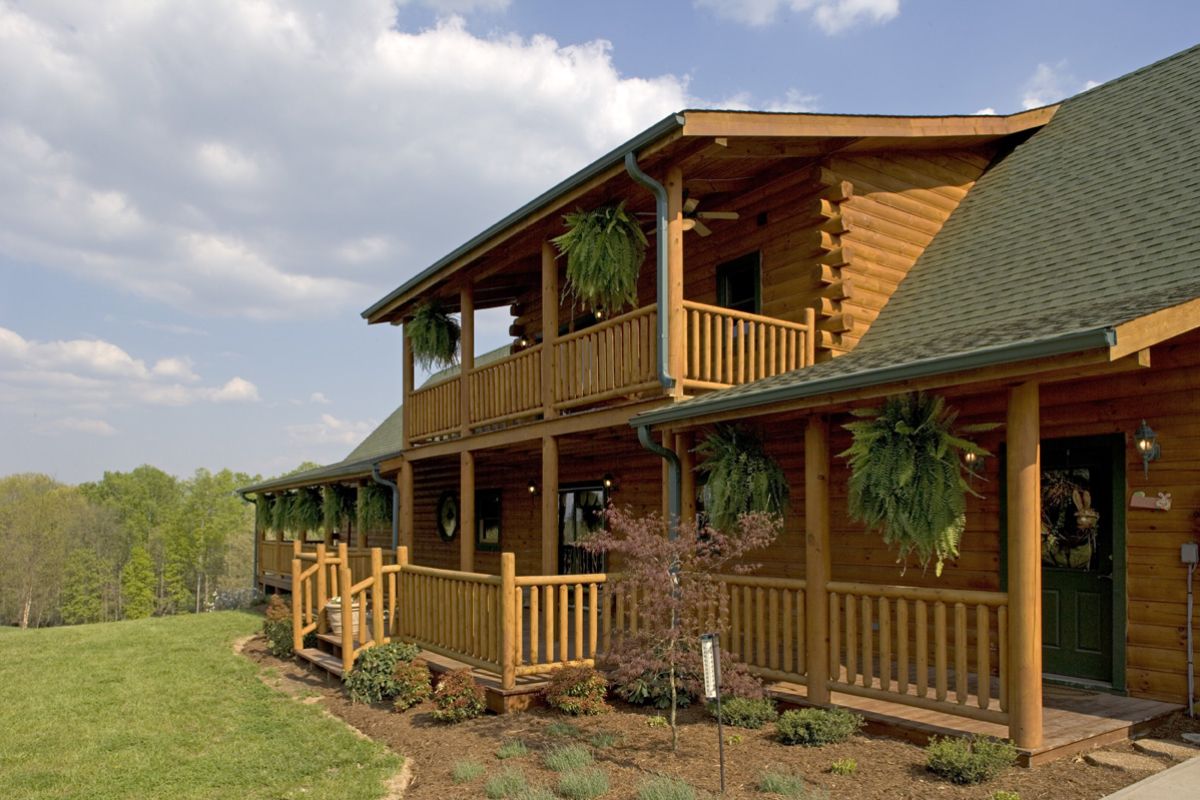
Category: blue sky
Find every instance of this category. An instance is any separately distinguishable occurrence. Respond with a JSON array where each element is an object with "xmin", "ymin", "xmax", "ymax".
[{"xmin": 1, "ymin": 0, "xmax": 1197, "ymax": 484}]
